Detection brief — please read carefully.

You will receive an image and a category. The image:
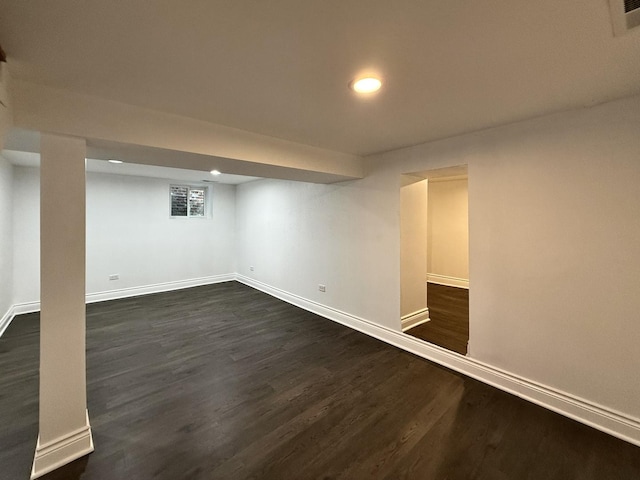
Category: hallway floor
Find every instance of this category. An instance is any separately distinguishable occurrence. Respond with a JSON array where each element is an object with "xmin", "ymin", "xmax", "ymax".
[{"xmin": 406, "ymin": 282, "xmax": 469, "ymax": 355}]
